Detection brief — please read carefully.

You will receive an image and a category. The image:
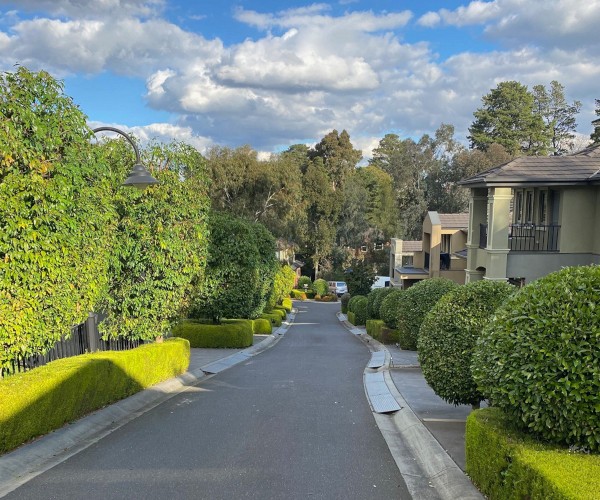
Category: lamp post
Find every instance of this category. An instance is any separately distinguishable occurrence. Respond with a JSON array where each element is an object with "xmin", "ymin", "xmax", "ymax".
[{"xmin": 92, "ymin": 126, "xmax": 159, "ymax": 189}]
